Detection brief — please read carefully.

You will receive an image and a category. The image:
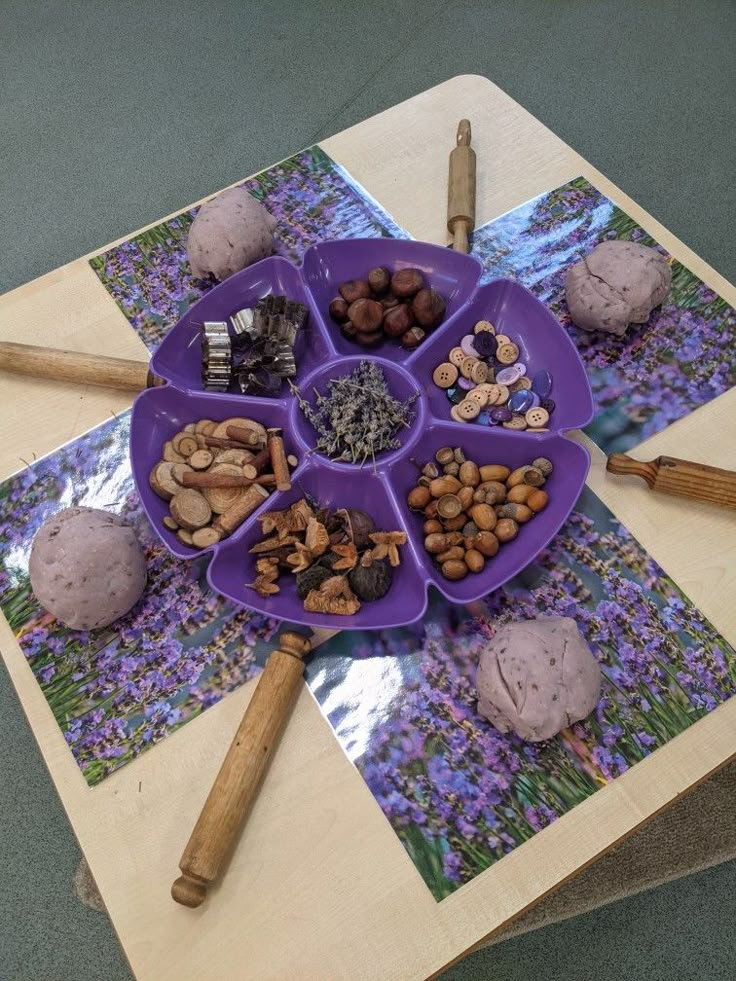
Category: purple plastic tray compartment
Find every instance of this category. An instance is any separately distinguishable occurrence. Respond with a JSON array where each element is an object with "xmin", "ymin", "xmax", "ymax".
[
  {"xmin": 289, "ymin": 355, "xmax": 427, "ymax": 471},
  {"xmin": 391, "ymin": 422, "xmax": 590, "ymax": 605},
  {"xmin": 130, "ymin": 239, "xmax": 593, "ymax": 629},
  {"xmin": 300, "ymin": 238, "xmax": 484, "ymax": 361},
  {"xmin": 208, "ymin": 464, "xmax": 429, "ymax": 631},
  {"xmin": 150, "ymin": 256, "xmax": 334, "ymax": 395},
  {"xmin": 130, "ymin": 386, "xmax": 298, "ymax": 560},
  {"xmin": 409, "ymin": 279, "xmax": 595, "ymax": 432}
]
